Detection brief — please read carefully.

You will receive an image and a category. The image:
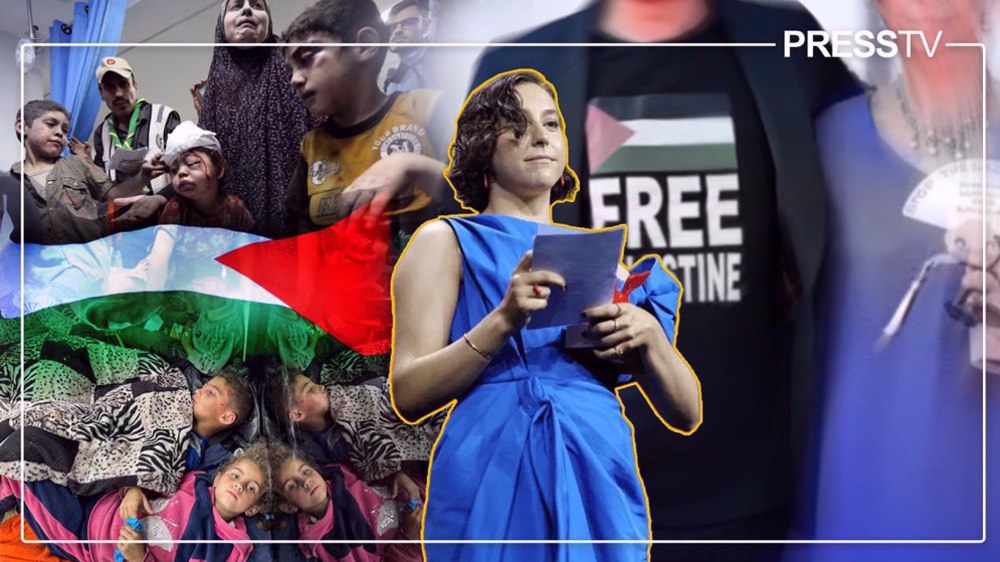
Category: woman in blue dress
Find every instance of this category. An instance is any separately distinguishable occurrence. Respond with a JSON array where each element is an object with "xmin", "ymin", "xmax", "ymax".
[{"xmin": 389, "ymin": 69, "xmax": 702, "ymax": 561}]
